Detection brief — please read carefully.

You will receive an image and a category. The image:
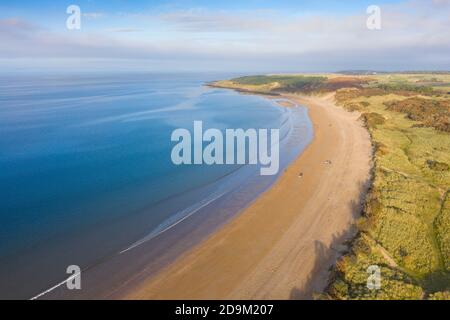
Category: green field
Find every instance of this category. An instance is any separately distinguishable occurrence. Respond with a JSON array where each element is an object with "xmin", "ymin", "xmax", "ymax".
[{"xmin": 214, "ymin": 73, "xmax": 450, "ymax": 299}]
